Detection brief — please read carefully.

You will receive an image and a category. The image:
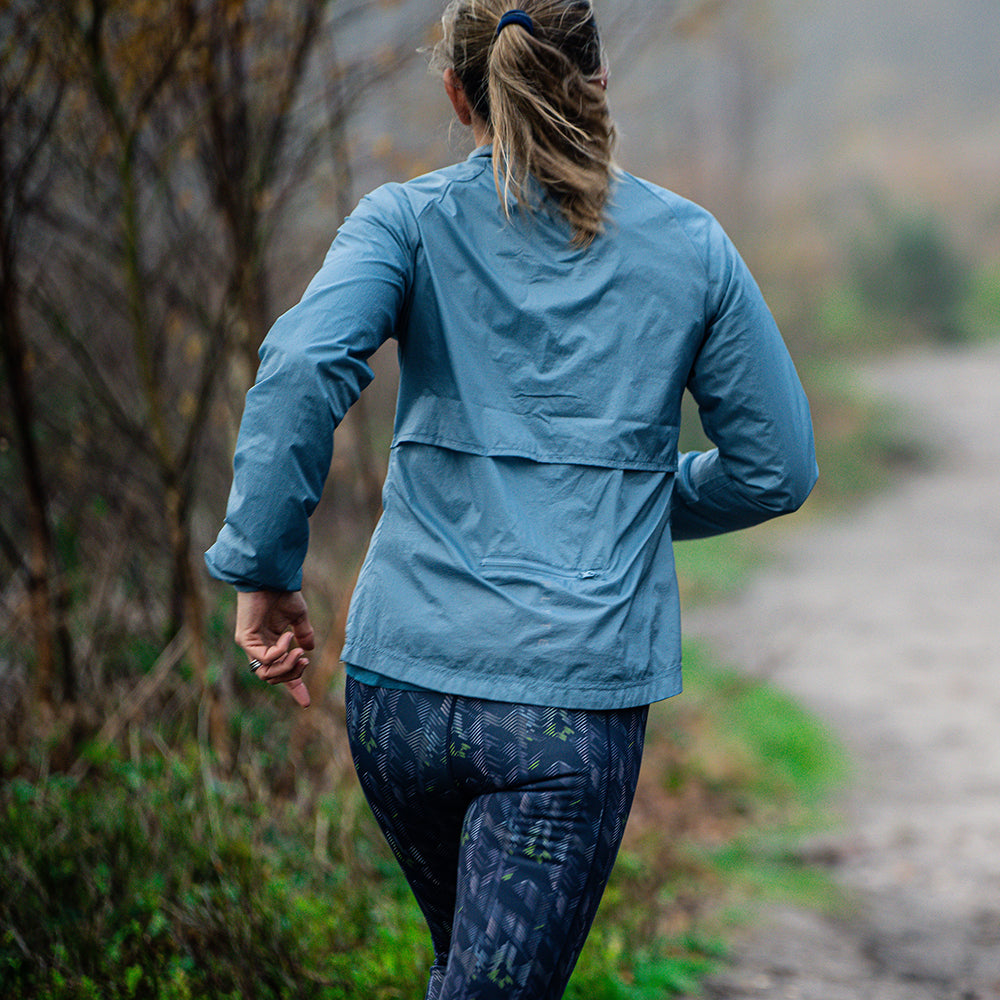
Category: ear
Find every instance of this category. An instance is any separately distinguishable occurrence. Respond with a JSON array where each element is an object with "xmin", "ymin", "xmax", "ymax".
[{"xmin": 443, "ymin": 68, "xmax": 474, "ymax": 126}]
